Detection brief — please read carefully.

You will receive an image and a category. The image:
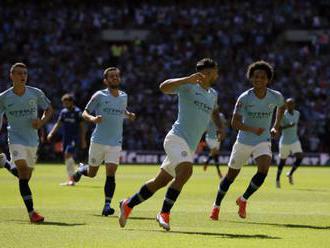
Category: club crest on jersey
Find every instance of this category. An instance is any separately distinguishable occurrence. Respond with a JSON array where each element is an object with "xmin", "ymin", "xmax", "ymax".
[{"xmin": 268, "ymin": 103, "xmax": 274, "ymax": 109}]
